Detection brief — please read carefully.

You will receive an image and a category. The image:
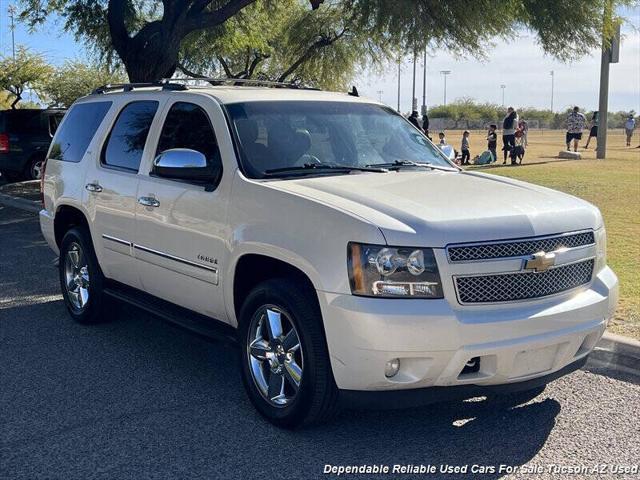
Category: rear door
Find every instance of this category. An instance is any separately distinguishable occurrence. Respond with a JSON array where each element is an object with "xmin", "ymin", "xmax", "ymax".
[
  {"xmin": 84, "ymin": 99, "xmax": 163, "ymax": 288},
  {"xmin": 134, "ymin": 97, "xmax": 231, "ymax": 321}
]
